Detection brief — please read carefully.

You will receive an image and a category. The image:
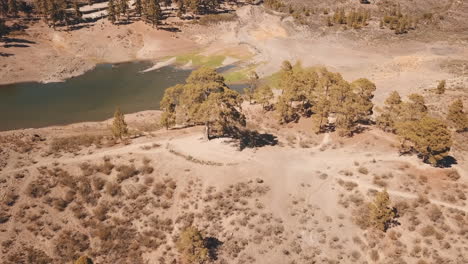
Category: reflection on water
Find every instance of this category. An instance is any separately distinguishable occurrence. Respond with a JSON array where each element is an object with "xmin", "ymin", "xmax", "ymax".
[{"xmin": 0, "ymin": 62, "xmax": 247, "ymax": 131}]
